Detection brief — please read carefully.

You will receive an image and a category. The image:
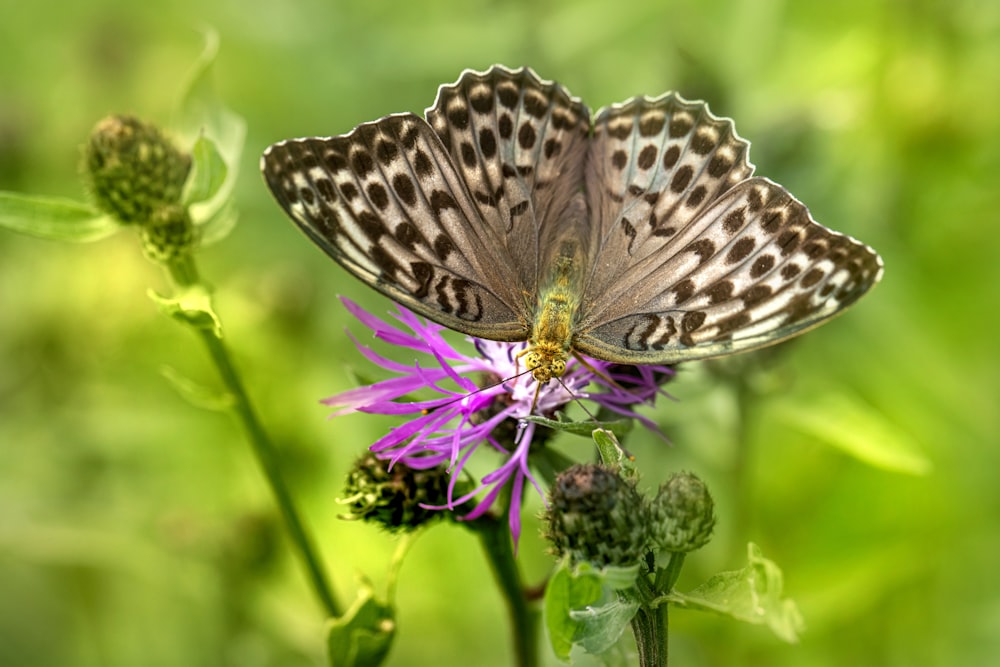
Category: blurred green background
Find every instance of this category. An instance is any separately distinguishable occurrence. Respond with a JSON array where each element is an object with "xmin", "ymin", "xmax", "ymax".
[{"xmin": 2, "ymin": 0, "xmax": 998, "ymax": 665}]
